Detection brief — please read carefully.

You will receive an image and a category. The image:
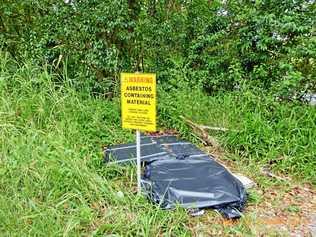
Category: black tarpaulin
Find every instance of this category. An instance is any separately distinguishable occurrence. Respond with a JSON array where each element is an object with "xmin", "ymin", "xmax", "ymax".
[
  {"xmin": 104, "ymin": 135, "xmax": 203, "ymax": 164},
  {"xmin": 104, "ymin": 135, "xmax": 247, "ymax": 218}
]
